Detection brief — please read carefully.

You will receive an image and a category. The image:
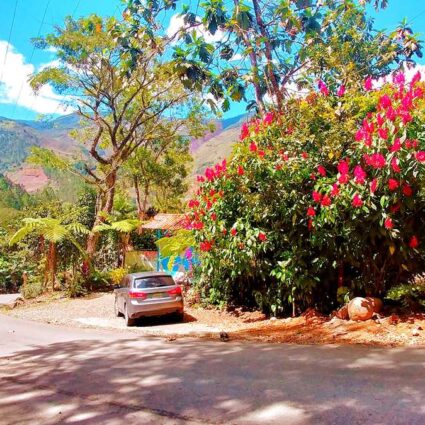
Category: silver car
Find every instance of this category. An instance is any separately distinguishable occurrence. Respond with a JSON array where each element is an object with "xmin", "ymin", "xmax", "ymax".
[{"xmin": 114, "ymin": 272, "xmax": 184, "ymax": 326}]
